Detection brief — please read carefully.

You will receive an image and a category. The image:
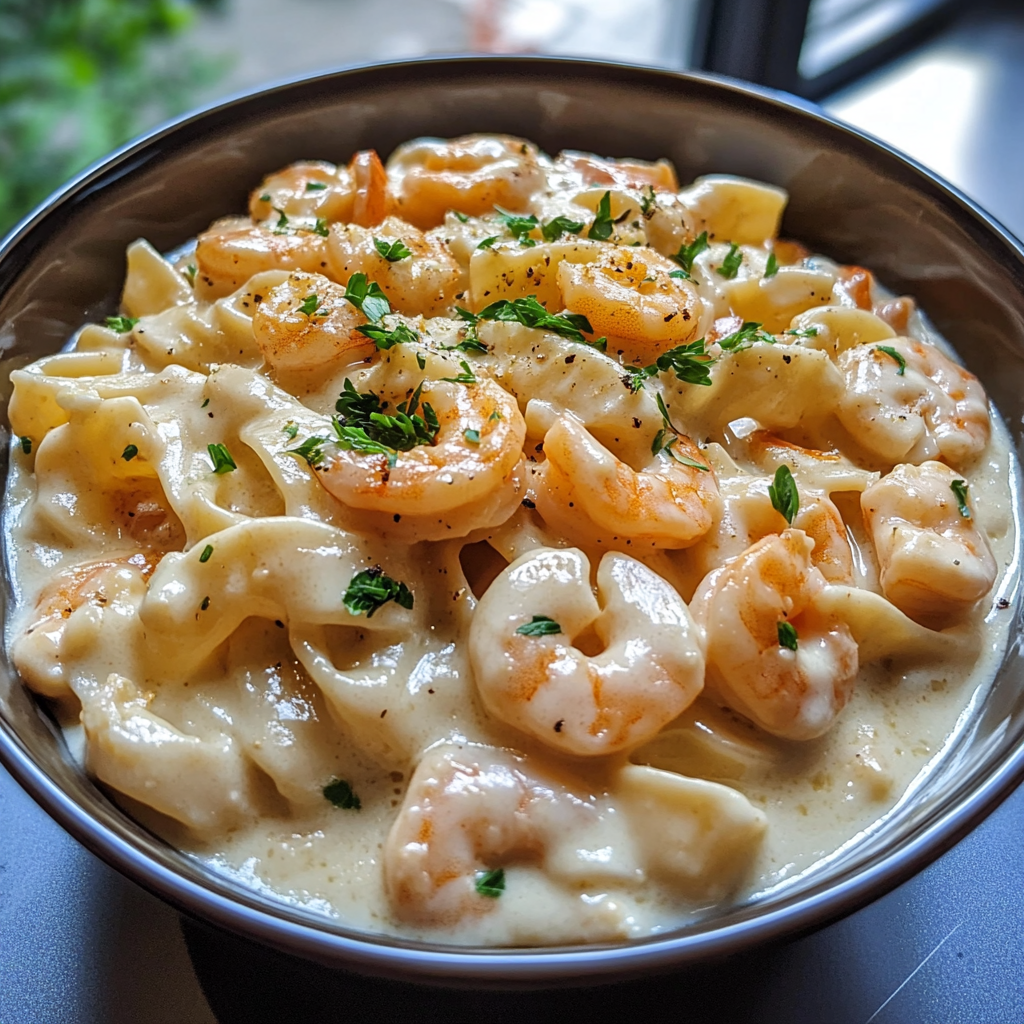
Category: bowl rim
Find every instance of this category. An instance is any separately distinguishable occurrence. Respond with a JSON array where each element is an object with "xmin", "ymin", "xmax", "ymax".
[{"xmin": 2, "ymin": 53, "xmax": 1024, "ymax": 985}]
